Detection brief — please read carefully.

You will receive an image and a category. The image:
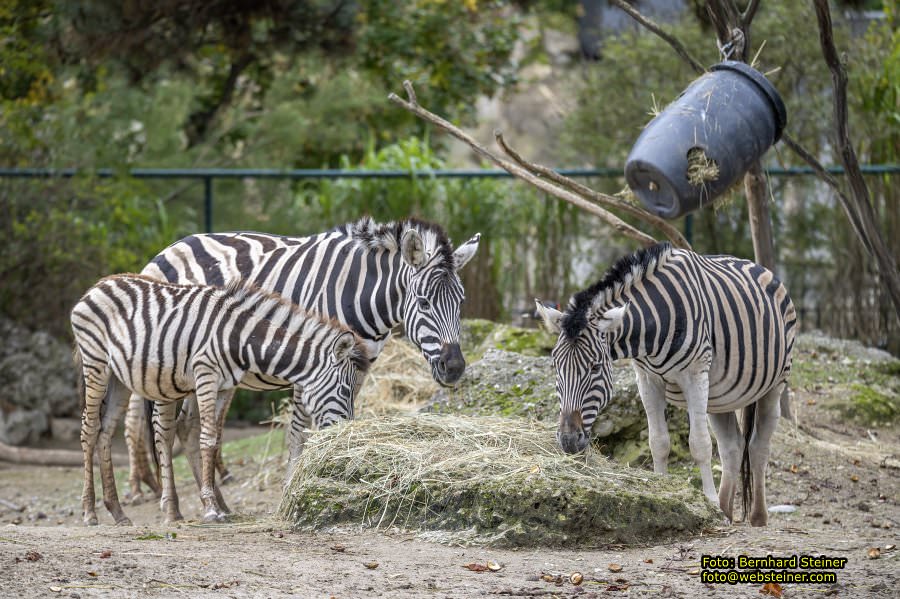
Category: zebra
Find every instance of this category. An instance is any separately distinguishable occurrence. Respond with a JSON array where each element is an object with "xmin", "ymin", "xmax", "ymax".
[
  {"xmin": 535, "ymin": 243, "xmax": 796, "ymax": 527},
  {"xmin": 123, "ymin": 217, "xmax": 480, "ymax": 502},
  {"xmin": 72, "ymin": 274, "xmax": 370, "ymax": 525}
]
